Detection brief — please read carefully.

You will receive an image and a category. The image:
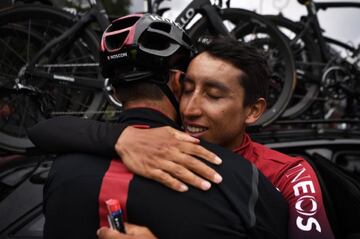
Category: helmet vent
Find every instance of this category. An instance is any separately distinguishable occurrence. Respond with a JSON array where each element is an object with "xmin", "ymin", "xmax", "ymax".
[
  {"xmin": 106, "ymin": 31, "xmax": 129, "ymax": 51},
  {"xmin": 150, "ymin": 22, "xmax": 171, "ymax": 33},
  {"xmin": 110, "ymin": 16, "xmax": 141, "ymax": 31},
  {"xmin": 140, "ymin": 31, "xmax": 171, "ymax": 51}
]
